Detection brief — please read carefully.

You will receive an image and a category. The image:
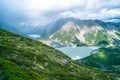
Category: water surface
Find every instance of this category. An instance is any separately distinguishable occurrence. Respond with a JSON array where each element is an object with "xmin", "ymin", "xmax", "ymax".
[{"xmin": 56, "ymin": 46, "xmax": 100, "ymax": 60}]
